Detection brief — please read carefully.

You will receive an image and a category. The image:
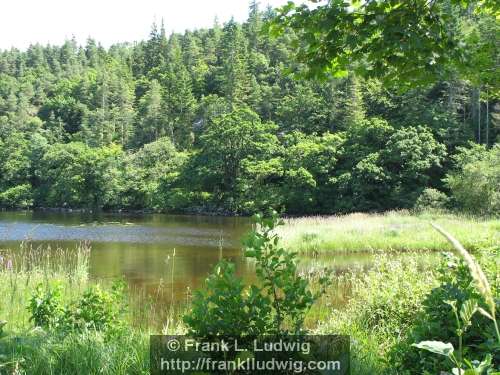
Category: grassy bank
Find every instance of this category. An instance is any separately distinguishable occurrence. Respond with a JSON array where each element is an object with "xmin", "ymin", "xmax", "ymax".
[
  {"xmin": 278, "ymin": 210, "xmax": 500, "ymax": 254},
  {"xmin": 0, "ymin": 243, "xmax": 90, "ymax": 332},
  {"xmin": 314, "ymin": 245, "xmax": 499, "ymax": 374},
  {"xmin": 1, "ymin": 212, "xmax": 498, "ymax": 374},
  {"xmin": 0, "ymin": 243, "xmax": 184, "ymax": 374}
]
